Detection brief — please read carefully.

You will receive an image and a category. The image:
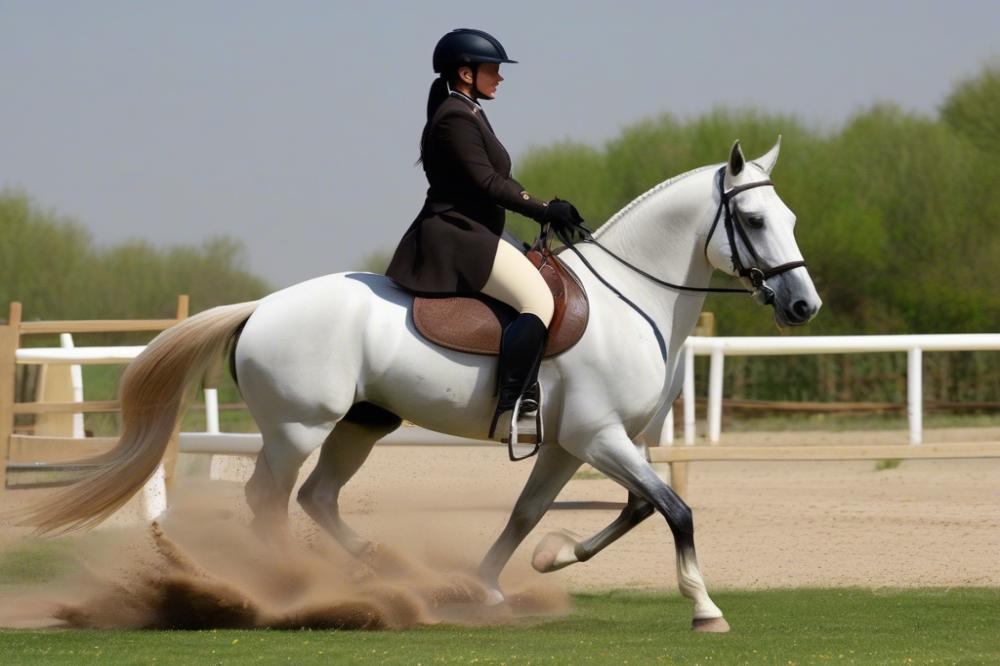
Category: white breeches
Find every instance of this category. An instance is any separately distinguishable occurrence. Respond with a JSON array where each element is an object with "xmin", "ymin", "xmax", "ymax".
[{"xmin": 481, "ymin": 240, "xmax": 554, "ymax": 327}]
